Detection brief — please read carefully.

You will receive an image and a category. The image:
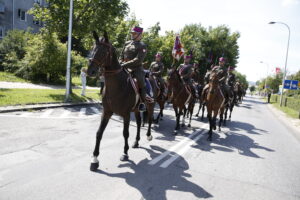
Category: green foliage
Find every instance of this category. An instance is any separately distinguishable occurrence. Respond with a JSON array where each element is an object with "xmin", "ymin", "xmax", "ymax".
[
  {"xmin": 234, "ymin": 71, "xmax": 248, "ymax": 90},
  {"xmin": 250, "ymin": 86, "xmax": 256, "ymax": 92},
  {"xmin": 0, "ymin": 30, "xmax": 32, "ymax": 71},
  {"xmin": 30, "ymin": 0, "xmax": 128, "ymax": 39},
  {"xmin": 1, "ymin": 31, "xmax": 87, "ymax": 83}
]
